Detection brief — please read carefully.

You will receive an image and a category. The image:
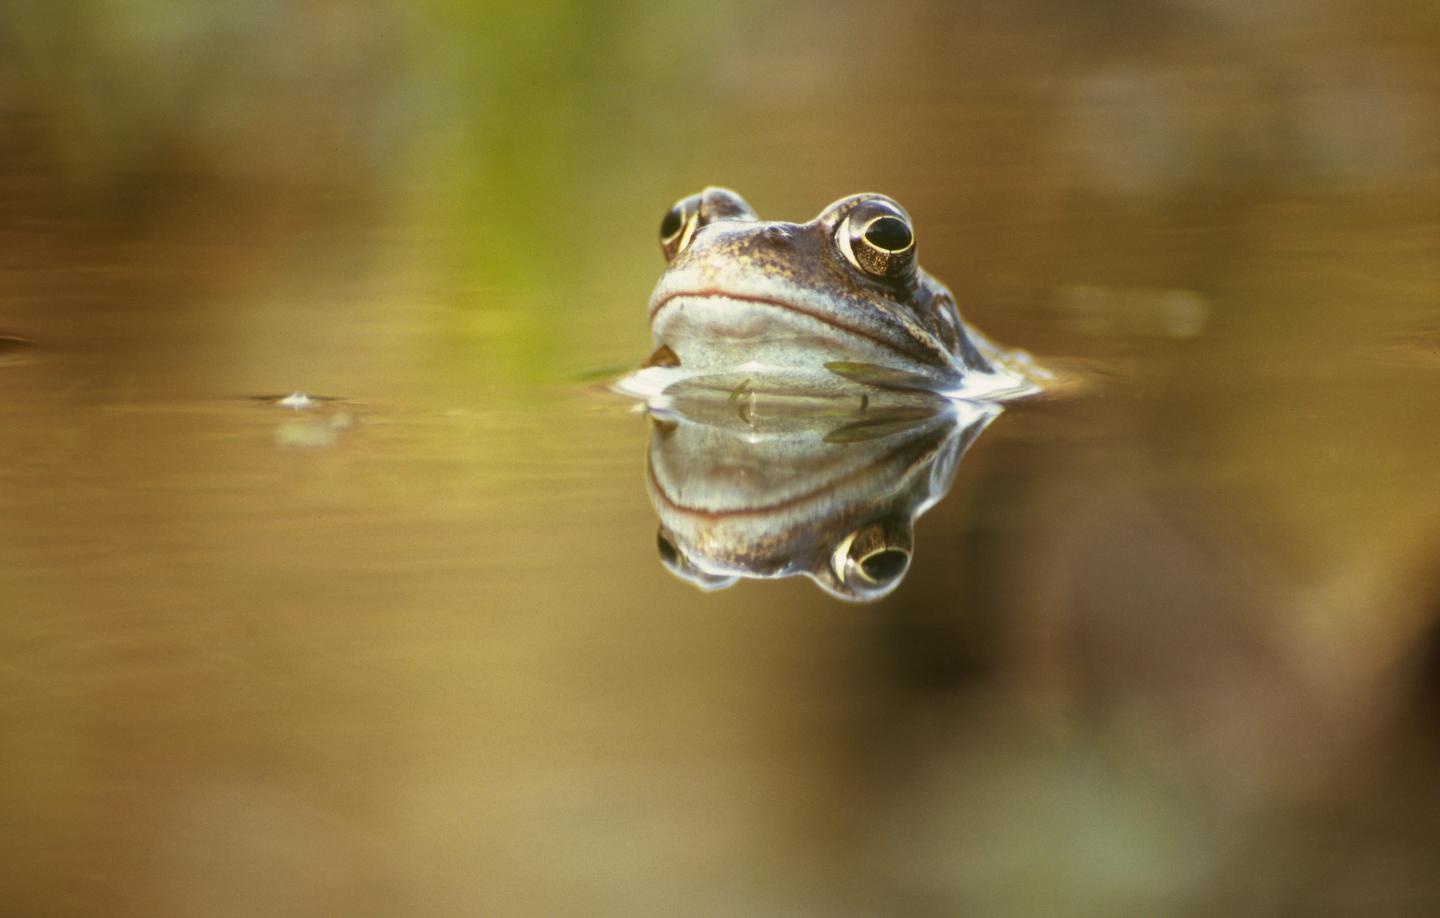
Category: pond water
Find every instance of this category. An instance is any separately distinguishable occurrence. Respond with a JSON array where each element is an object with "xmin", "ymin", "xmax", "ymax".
[{"xmin": 4, "ymin": 4, "xmax": 1440, "ymax": 915}]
